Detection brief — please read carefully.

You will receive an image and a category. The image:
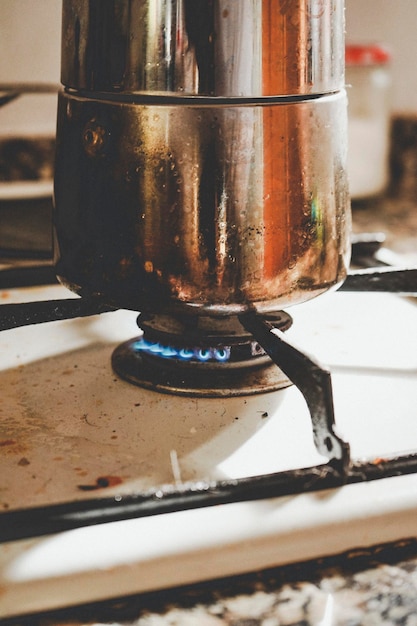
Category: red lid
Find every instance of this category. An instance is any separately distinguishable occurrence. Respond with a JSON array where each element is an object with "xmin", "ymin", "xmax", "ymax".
[{"xmin": 345, "ymin": 44, "xmax": 391, "ymax": 66}]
